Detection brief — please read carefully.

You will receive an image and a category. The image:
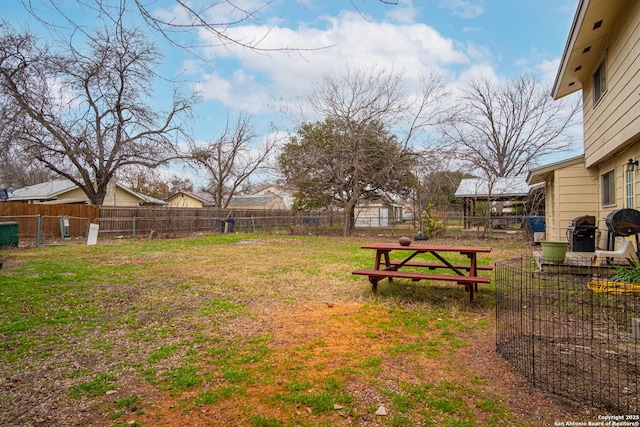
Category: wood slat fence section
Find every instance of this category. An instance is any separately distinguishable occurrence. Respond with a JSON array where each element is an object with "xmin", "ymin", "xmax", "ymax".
[
  {"xmin": 98, "ymin": 207, "xmax": 341, "ymax": 236},
  {"xmin": 2, "ymin": 202, "xmax": 521, "ymax": 246},
  {"xmin": 0, "ymin": 203, "xmax": 99, "ymax": 245},
  {"xmin": 1, "ymin": 203, "xmax": 343, "ymax": 245}
]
